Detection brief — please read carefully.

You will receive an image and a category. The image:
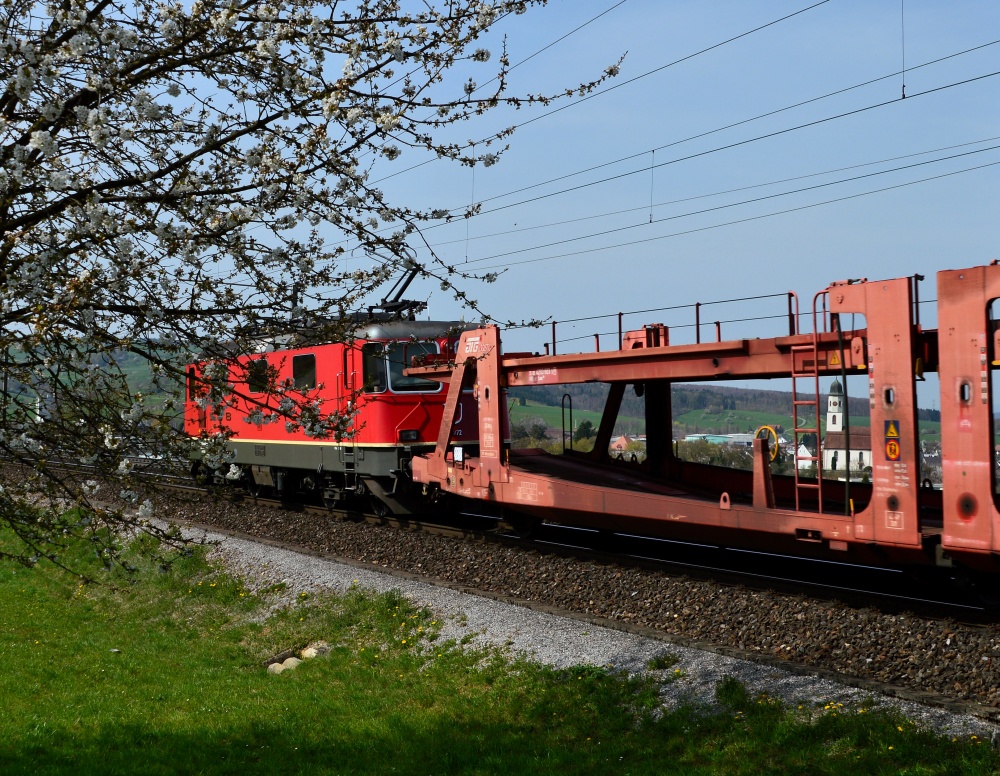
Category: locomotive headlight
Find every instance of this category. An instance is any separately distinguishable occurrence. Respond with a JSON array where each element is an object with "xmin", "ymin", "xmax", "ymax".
[{"xmin": 399, "ymin": 429, "xmax": 420, "ymax": 442}]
